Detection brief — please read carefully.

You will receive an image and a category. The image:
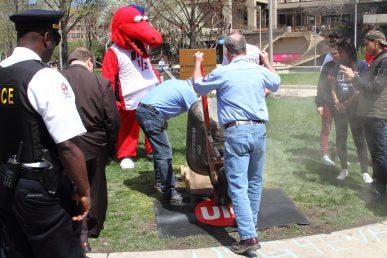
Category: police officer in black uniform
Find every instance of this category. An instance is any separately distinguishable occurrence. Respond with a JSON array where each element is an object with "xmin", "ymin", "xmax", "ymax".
[{"xmin": 0, "ymin": 9, "xmax": 90, "ymax": 258}]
